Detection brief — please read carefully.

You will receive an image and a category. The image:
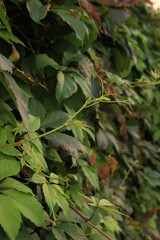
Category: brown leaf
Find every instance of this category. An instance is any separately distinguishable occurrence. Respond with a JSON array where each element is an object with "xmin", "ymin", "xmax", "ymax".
[
  {"xmin": 81, "ymin": 0, "xmax": 101, "ymax": 24},
  {"xmin": 108, "ymin": 155, "xmax": 119, "ymax": 176},
  {"xmin": 143, "ymin": 207, "xmax": 160, "ymax": 221},
  {"xmin": 98, "ymin": 164, "xmax": 110, "ymax": 180},
  {"xmin": 2, "ymin": 72, "xmax": 29, "ymax": 131},
  {"xmin": 89, "ymin": 151, "xmax": 97, "ymax": 166},
  {"xmin": 9, "ymin": 45, "xmax": 20, "ymax": 63}
]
